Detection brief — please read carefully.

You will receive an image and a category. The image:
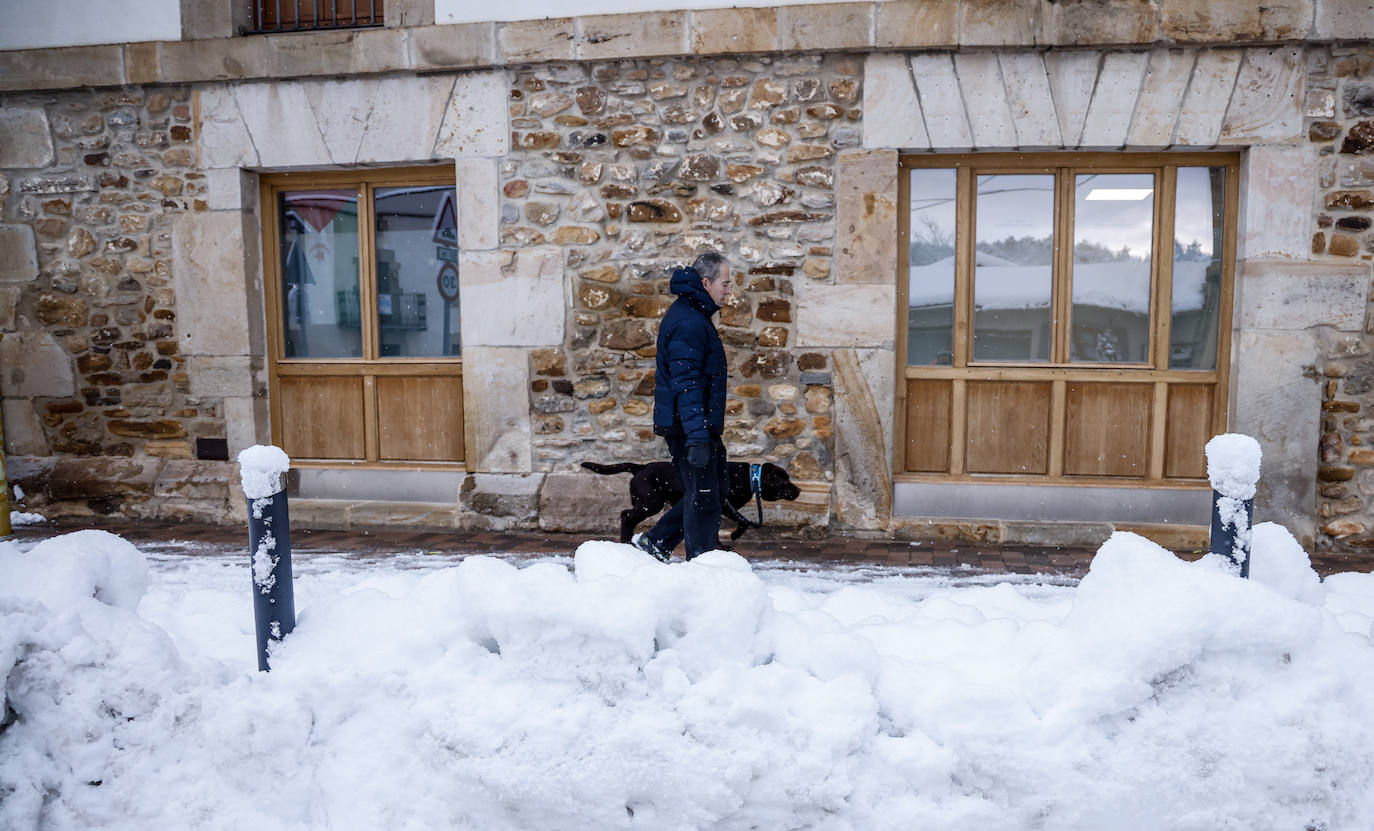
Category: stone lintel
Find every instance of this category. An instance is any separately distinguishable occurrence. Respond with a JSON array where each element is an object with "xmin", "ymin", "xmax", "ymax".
[
  {"xmin": 1040, "ymin": 0, "xmax": 1161, "ymax": 47},
  {"xmin": 691, "ymin": 7, "xmax": 779, "ymax": 55},
  {"xmin": 498, "ymin": 18, "xmax": 576, "ymax": 64},
  {"xmin": 0, "ymin": 43, "xmax": 124, "ymax": 92},
  {"xmin": 124, "ymin": 42, "xmax": 162, "ymax": 85},
  {"xmin": 410, "ymin": 22, "xmax": 497, "ymax": 71},
  {"xmin": 577, "ymin": 11, "xmax": 688, "ymax": 61},
  {"xmin": 1163, "ymin": 0, "xmax": 1315, "ymax": 44},
  {"xmin": 160, "ymin": 26, "xmax": 408, "ymax": 85},
  {"xmin": 778, "ymin": 2, "xmax": 874, "ymax": 51},
  {"xmin": 876, "ymin": 0, "xmax": 957, "ymax": 49}
]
